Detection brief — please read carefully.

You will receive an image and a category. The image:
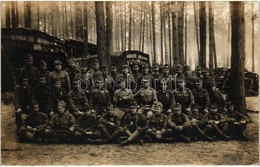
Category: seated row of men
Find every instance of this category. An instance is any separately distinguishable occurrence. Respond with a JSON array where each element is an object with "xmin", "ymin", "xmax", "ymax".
[{"xmin": 19, "ymin": 99, "xmax": 248, "ymax": 145}]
